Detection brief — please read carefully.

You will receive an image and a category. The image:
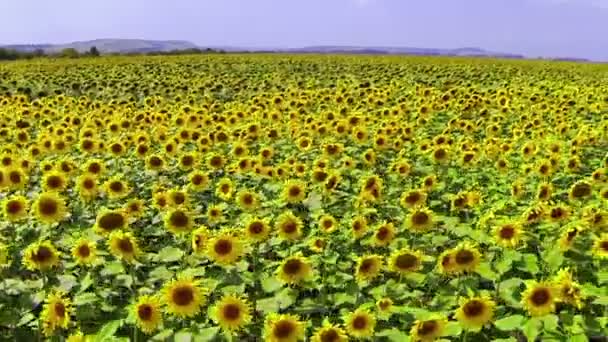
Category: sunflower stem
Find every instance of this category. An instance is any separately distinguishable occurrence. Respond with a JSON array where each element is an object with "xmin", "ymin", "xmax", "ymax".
[{"xmin": 251, "ymin": 243, "xmax": 260, "ymax": 334}]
